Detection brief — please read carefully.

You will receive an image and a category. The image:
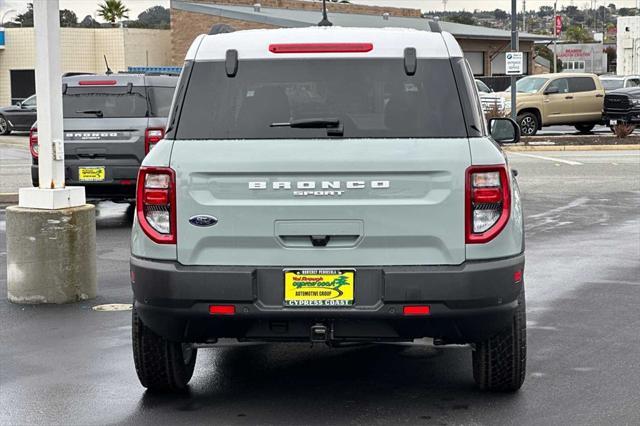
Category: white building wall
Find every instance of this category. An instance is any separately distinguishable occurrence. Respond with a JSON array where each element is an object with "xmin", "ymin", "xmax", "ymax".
[
  {"xmin": 0, "ymin": 28, "xmax": 171, "ymax": 105},
  {"xmin": 617, "ymin": 16, "xmax": 640, "ymax": 76}
]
